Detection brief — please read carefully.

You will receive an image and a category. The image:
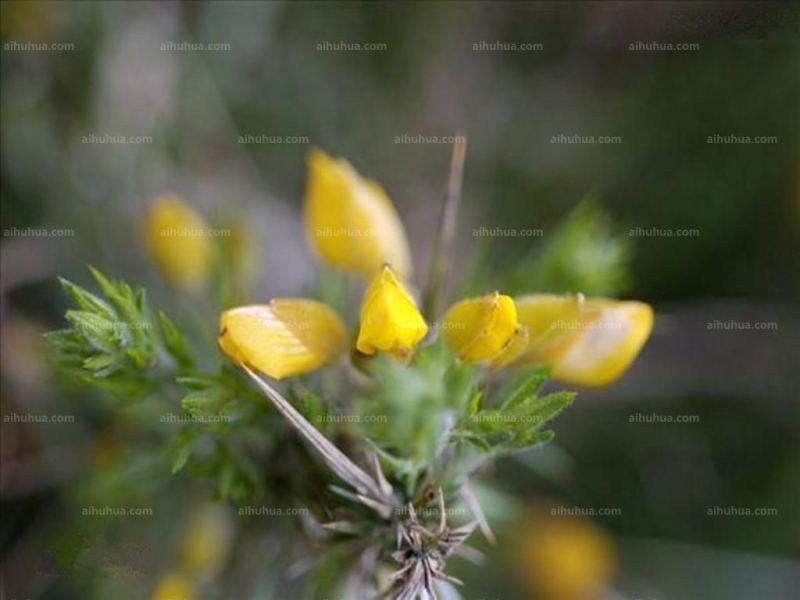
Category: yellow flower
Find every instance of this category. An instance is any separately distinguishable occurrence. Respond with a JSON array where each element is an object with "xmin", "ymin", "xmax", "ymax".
[
  {"xmin": 515, "ymin": 294, "xmax": 654, "ymax": 387},
  {"xmin": 489, "ymin": 324, "xmax": 530, "ymax": 369},
  {"xmin": 179, "ymin": 505, "xmax": 233, "ymax": 579},
  {"xmin": 218, "ymin": 299, "xmax": 348, "ymax": 379},
  {"xmin": 356, "ymin": 265, "xmax": 428, "ymax": 360},
  {"xmin": 441, "ymin": 292, "xmax": 521, "ymax": 363},
  {"xmin": 144, "ymin": 193, "xmax": 213, "ymax": 291},
  {"xmin": 149, "ymin": 570, "xmax": 194, "ymax": 600},
  {"xmin": 517, "ymin": 508, "xmax": 616, "ymax": 600},
  {"xmin": 304, "ymin": 148, "xmax": 411, "ymax": 279}
]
